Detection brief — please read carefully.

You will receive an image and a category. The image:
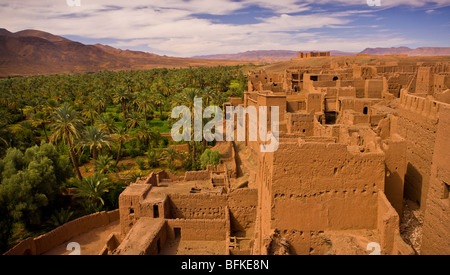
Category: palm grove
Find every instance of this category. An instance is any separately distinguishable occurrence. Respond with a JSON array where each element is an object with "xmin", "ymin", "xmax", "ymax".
[{"xmin": 0, "ymin": 66, "xmax": 249, "ymax": 252}]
